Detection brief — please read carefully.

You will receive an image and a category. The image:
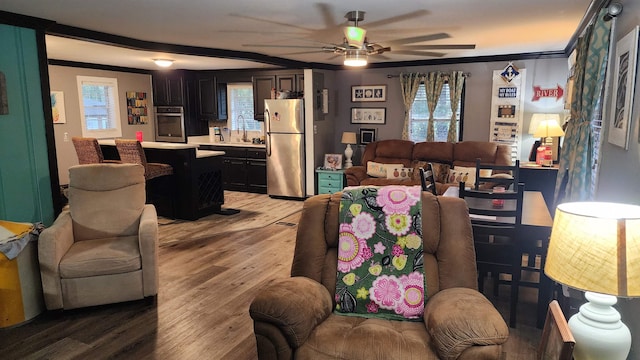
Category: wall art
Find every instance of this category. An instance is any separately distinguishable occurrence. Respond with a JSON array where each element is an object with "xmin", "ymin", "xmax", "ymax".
[
  {"xmin": 351, "ymin": 85, "xmax": 386, "ymax": 102},
  {"xmin": 50, "ymin": 91, "xmax": 66, "ymax": 124},
  {"xmin": 359, "ymin": 128, "xmax": 377, "ymax": 145},
  {"xmin": 351, "ymin": 107, "xmax": 386, "ymax": 124}
]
